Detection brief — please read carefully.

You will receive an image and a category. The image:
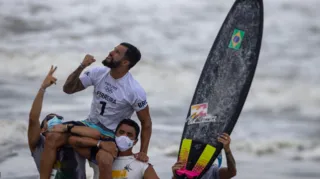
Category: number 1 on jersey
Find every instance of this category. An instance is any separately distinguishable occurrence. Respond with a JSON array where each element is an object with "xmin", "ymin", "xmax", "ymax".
[{"xmin": 100, "ymin": 101, "xmax": 106, "ymax": 115}]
